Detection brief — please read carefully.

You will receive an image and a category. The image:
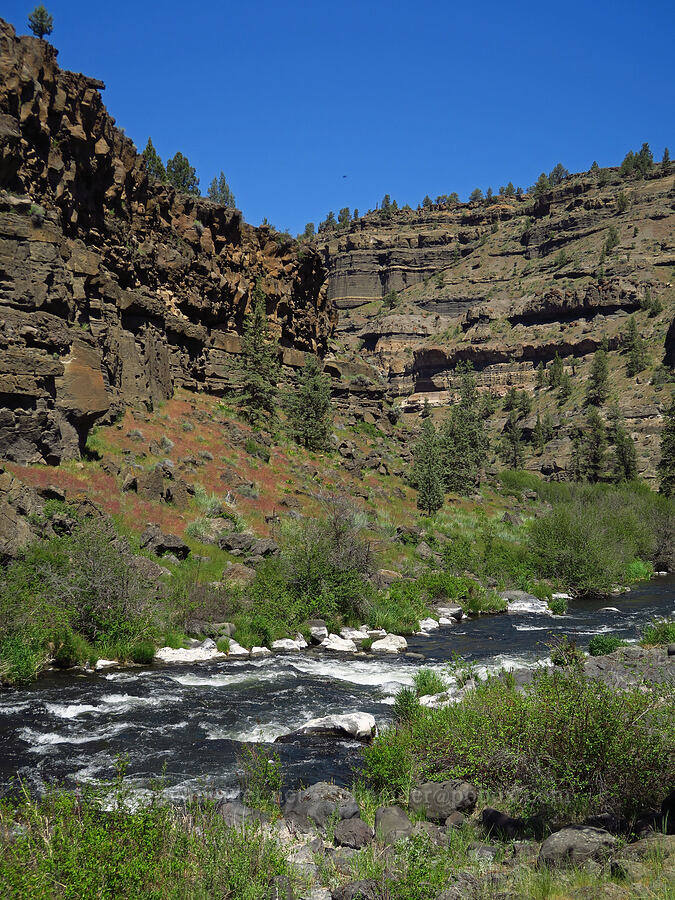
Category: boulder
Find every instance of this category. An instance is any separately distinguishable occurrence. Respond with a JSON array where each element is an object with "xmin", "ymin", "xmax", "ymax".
[
  {"xmin": 155, "ymin": 643, "xmax": 223, "ymax": 663},
  {"xmin": 538, "ymin": 826, "xmax": 617, "ymax": 868},
  {"xmin": 217, "ymin": 532, "xmax": 256, "ymax": 553},
  {"xmin": 140, "ymin": 524, "xmax": 190, "ymax": 559},
  {"xmin": 419, "ymin": 617, "xmax": 440, "ymax": 632},
  {"xmin": 409, "ymin": 780, "xmax": 478, "ymax": 821},
  {"xmin": 271, "ymin": 638, "xmax": 305, "ymax": 652},
  {"xmin": 503, "ymin": 591, "xmax": 550, "ymax": 615},
  {"xmin": 216, "ymin": 800, "xmax": 269, "ymax": 828},
  {"xmin": 308, "ymin": 619, "xmax": 329, "ymax": 642},
  {"xmin": 436, "ymin": 605, "xmax": 463, "ymax": 621},
  {"xmin": 227, "ymin": 640, "xmax": 250, "ymax": 658},
  {"xmin": 374, "ymin": 805, "xmax": 413, "ymax": 844},
  {"xmin": 321, "ymin": 634, "xmax": 358, "ymax": 653},
  {"xmin": 332, "ymin": 881, "xmax": 381, "ymax": 900},
  {"xmin": 250, "ymin": 646, "xmax": 272, "ymax": 658},
  {"xmin": 334, "ymin": 817, "xmax": 373, "ymax": 849},
  {"xmin": 371, "ymin": 634, "xmax": 407, "ymax": 653},
  {"xmin": 293, "ymin": 713, "xmax": 376, "ymax": 742},
  {"xmin": 340, "ymin": 627, "xmax": 370, "ymax": 645},
  {"xmin": 481, "ymin": 807, "xmax": 527, "ymax": 839},
  {"xmin": 416, "ymin": 541, "xmax": 433, "ymax": 560},
  {"xmin": 249, "ymin": 538, "xmax": 279, "ymax": 557},
  {"xmin": 283, "ymin": 782, "xmax": 359, "ymax": 828}
]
